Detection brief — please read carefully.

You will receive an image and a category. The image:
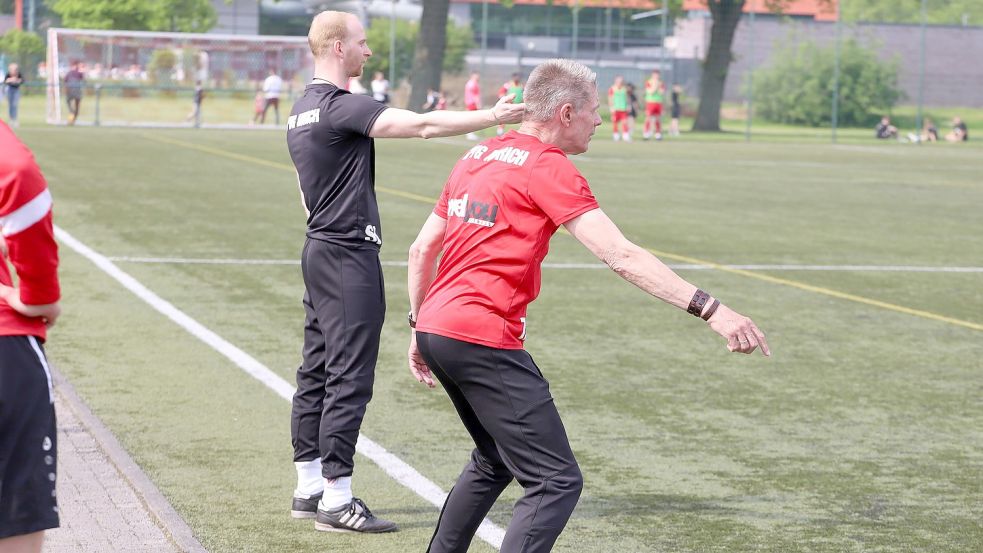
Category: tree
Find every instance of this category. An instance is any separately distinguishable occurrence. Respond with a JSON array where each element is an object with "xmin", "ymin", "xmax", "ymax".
[
  {"xmin": 753, "ymin": 37, "xmax": 901, "ymax": 127},
  {"xmin": 0, "ymin": 28, "xmax": 44, "ymax": 69},
  {"xmin": 692, "ymin": 0, "xmax": 831, "ymax": 132},
  {"xmin": 48, "ymin": 0, "xmax": 216, "ymax": 32},
  {"xmin": 841, "ymin": 0, "xmax": 983, "ymax": 25},
  {"xmin": 364, "ymin": 18, "xmax": 472, "ymax": 90},
  {"xmin": 408, "ymin": 0, "xmax": 451, "ymax": 112}
]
